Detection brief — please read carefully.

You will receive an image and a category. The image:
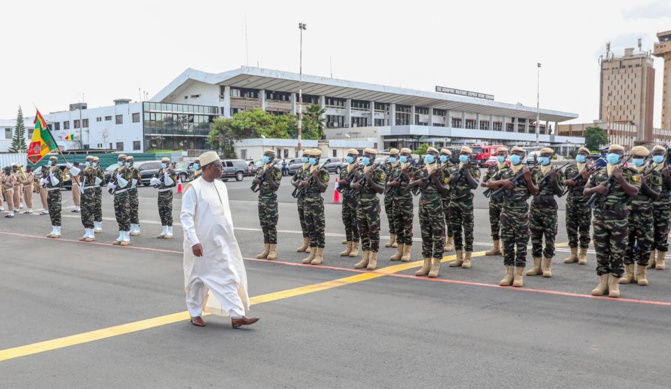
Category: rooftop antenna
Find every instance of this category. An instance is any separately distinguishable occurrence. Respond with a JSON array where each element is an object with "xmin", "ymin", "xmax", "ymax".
[
  {"xmin": 245, "ymin": 14, "xmax": 249, "ymax": 66},
  {"xmin": 638, "ymin": 37, "xmax": 642, "ymax": 53},
  {"xmin": 606, "ymin": 42, "xmax": 611, "ymax": 58}
]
